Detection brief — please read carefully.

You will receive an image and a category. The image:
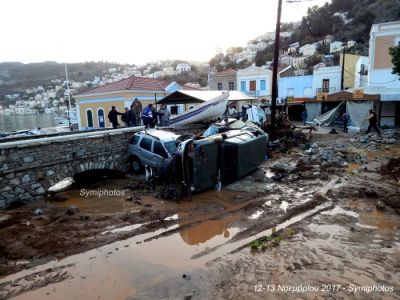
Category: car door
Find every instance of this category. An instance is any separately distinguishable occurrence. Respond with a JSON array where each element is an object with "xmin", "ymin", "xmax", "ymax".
[
  {"xmin": 152, "ymin": 141, "xmax": 169, "ymax": 169},
  {"xmin": 138, "ymin": 137, "xmax": 154, "ymax": 166}
]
